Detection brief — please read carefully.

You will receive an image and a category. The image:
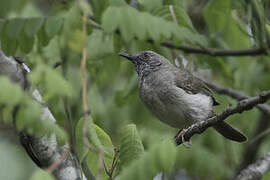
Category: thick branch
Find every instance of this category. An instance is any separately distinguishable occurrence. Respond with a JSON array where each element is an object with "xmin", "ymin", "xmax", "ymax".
[
  {"xmin": 175, "ymin": 90, "xmax": 270, "ymax": 145},
  {"xmin": 0, "ymin": 50, "xmax": 86, "ymax": 180},
  {"xmin": 235, "ymin": 153, "xmax": 270, "ymax": 180}
]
